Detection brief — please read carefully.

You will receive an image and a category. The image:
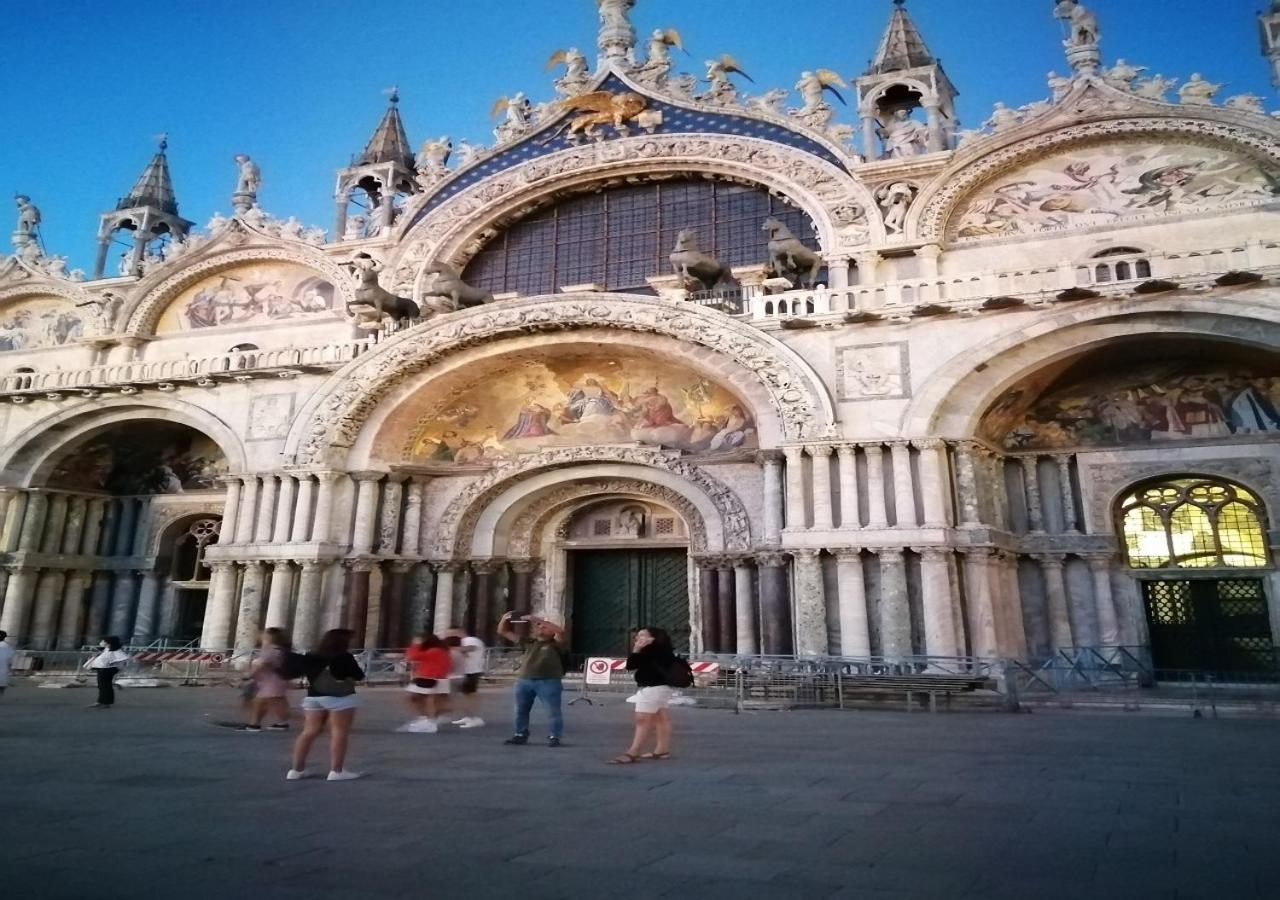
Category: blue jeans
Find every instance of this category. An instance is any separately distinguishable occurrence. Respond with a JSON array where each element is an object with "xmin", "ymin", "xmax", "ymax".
[{"xmin": 513, "ymin": 678, "xmax": 563, "ymax": 739}]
